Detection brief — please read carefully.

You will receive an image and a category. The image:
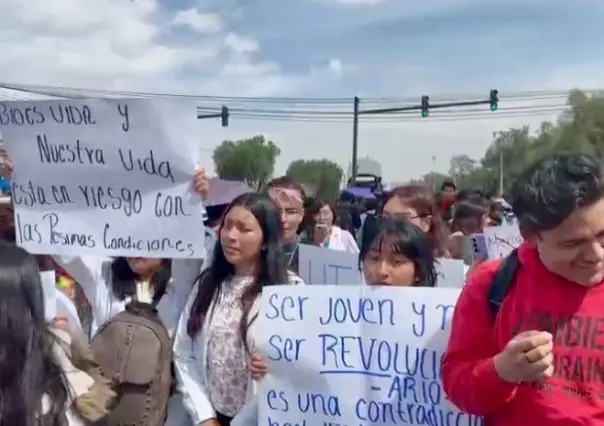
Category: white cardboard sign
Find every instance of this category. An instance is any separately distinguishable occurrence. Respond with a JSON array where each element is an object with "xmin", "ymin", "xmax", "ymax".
[
  {"xmin": 0, "ymin": 98, "xmax": 205, "ymax": 258},
  {"xmin": 257, "ymin": 285, "xmax": 483, "ymax": 426},
  {"xmin": 298, "ymin": 244, "xmax": 362, "ymax": 285}
]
